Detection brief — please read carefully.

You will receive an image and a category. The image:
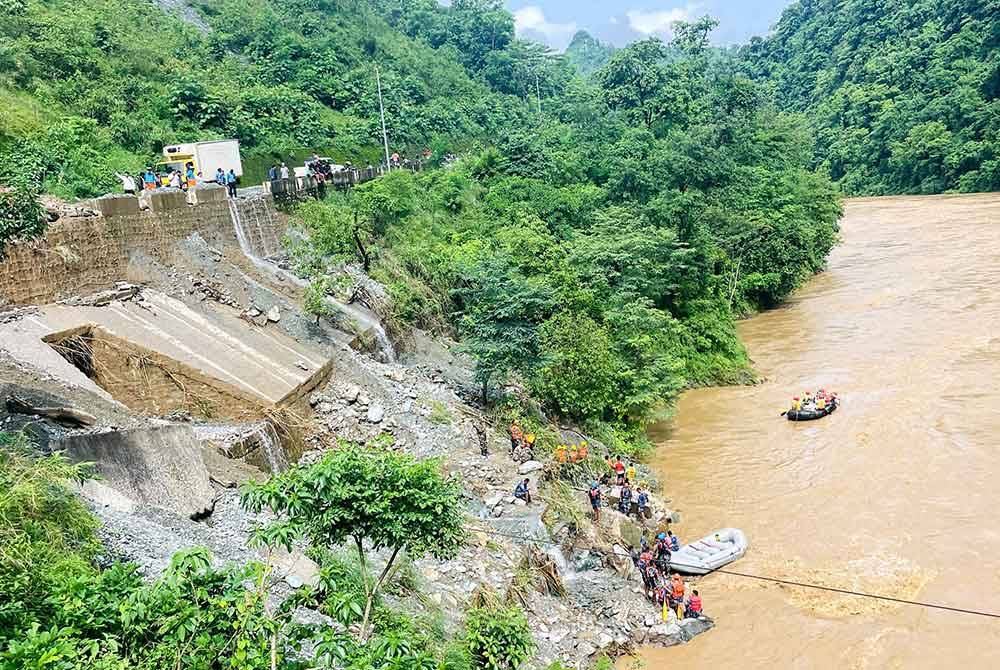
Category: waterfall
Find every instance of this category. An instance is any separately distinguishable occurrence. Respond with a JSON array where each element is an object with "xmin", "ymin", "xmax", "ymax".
[
  {"xmin": 226, "ymin": 195, "xmax": 396, "ymax": 363},
  {"xmin": 228, "ymin": 198, "xmax": 255, "ymax": 257},
  {"xmin": 250, "ymin": 421, "xmax": 288, "ymax": 473}
]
